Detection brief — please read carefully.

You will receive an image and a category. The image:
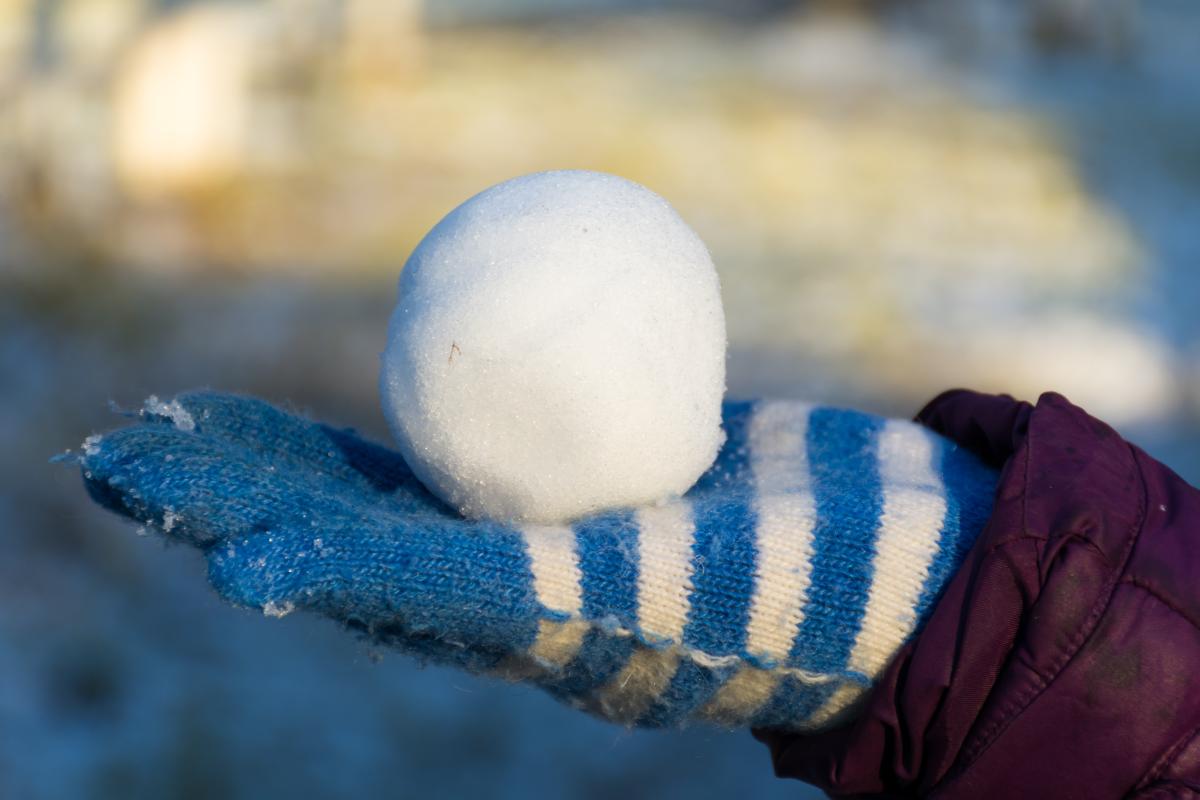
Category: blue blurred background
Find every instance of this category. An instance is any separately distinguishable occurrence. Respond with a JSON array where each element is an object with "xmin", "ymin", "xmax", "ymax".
[{"xmin": 2, "ymin": 0, "xmax": 1198, "ymax": 797}]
